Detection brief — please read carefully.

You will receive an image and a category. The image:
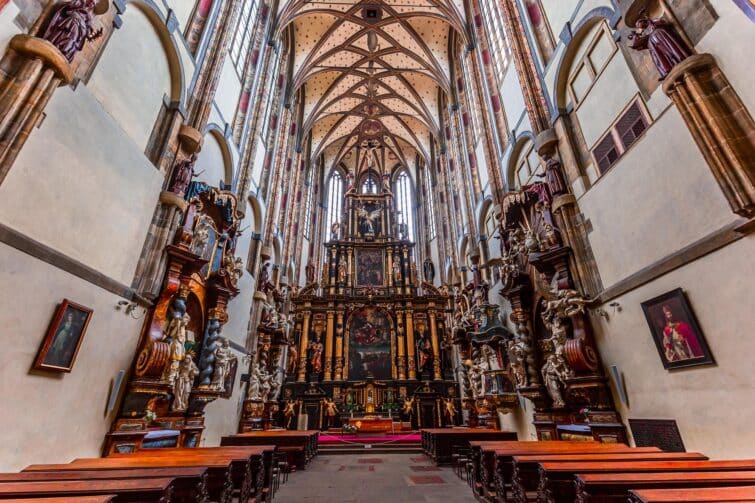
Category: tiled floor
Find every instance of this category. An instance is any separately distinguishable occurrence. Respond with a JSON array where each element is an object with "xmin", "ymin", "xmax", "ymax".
[{"xmin": 275, "ymin": 453, "xmax": 476, "ymax": 502}]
